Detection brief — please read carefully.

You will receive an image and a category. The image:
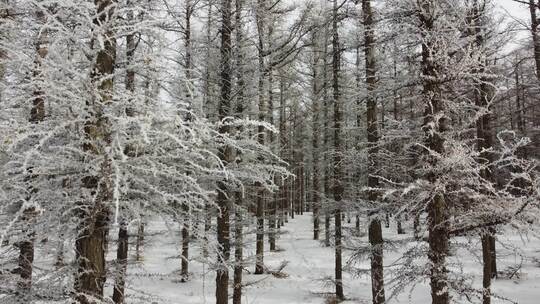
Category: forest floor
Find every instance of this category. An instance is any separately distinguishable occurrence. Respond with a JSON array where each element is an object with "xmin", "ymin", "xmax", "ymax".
[{"xmin": 118, "ymin": 213, "xmax": 540, "ymax": 304}]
